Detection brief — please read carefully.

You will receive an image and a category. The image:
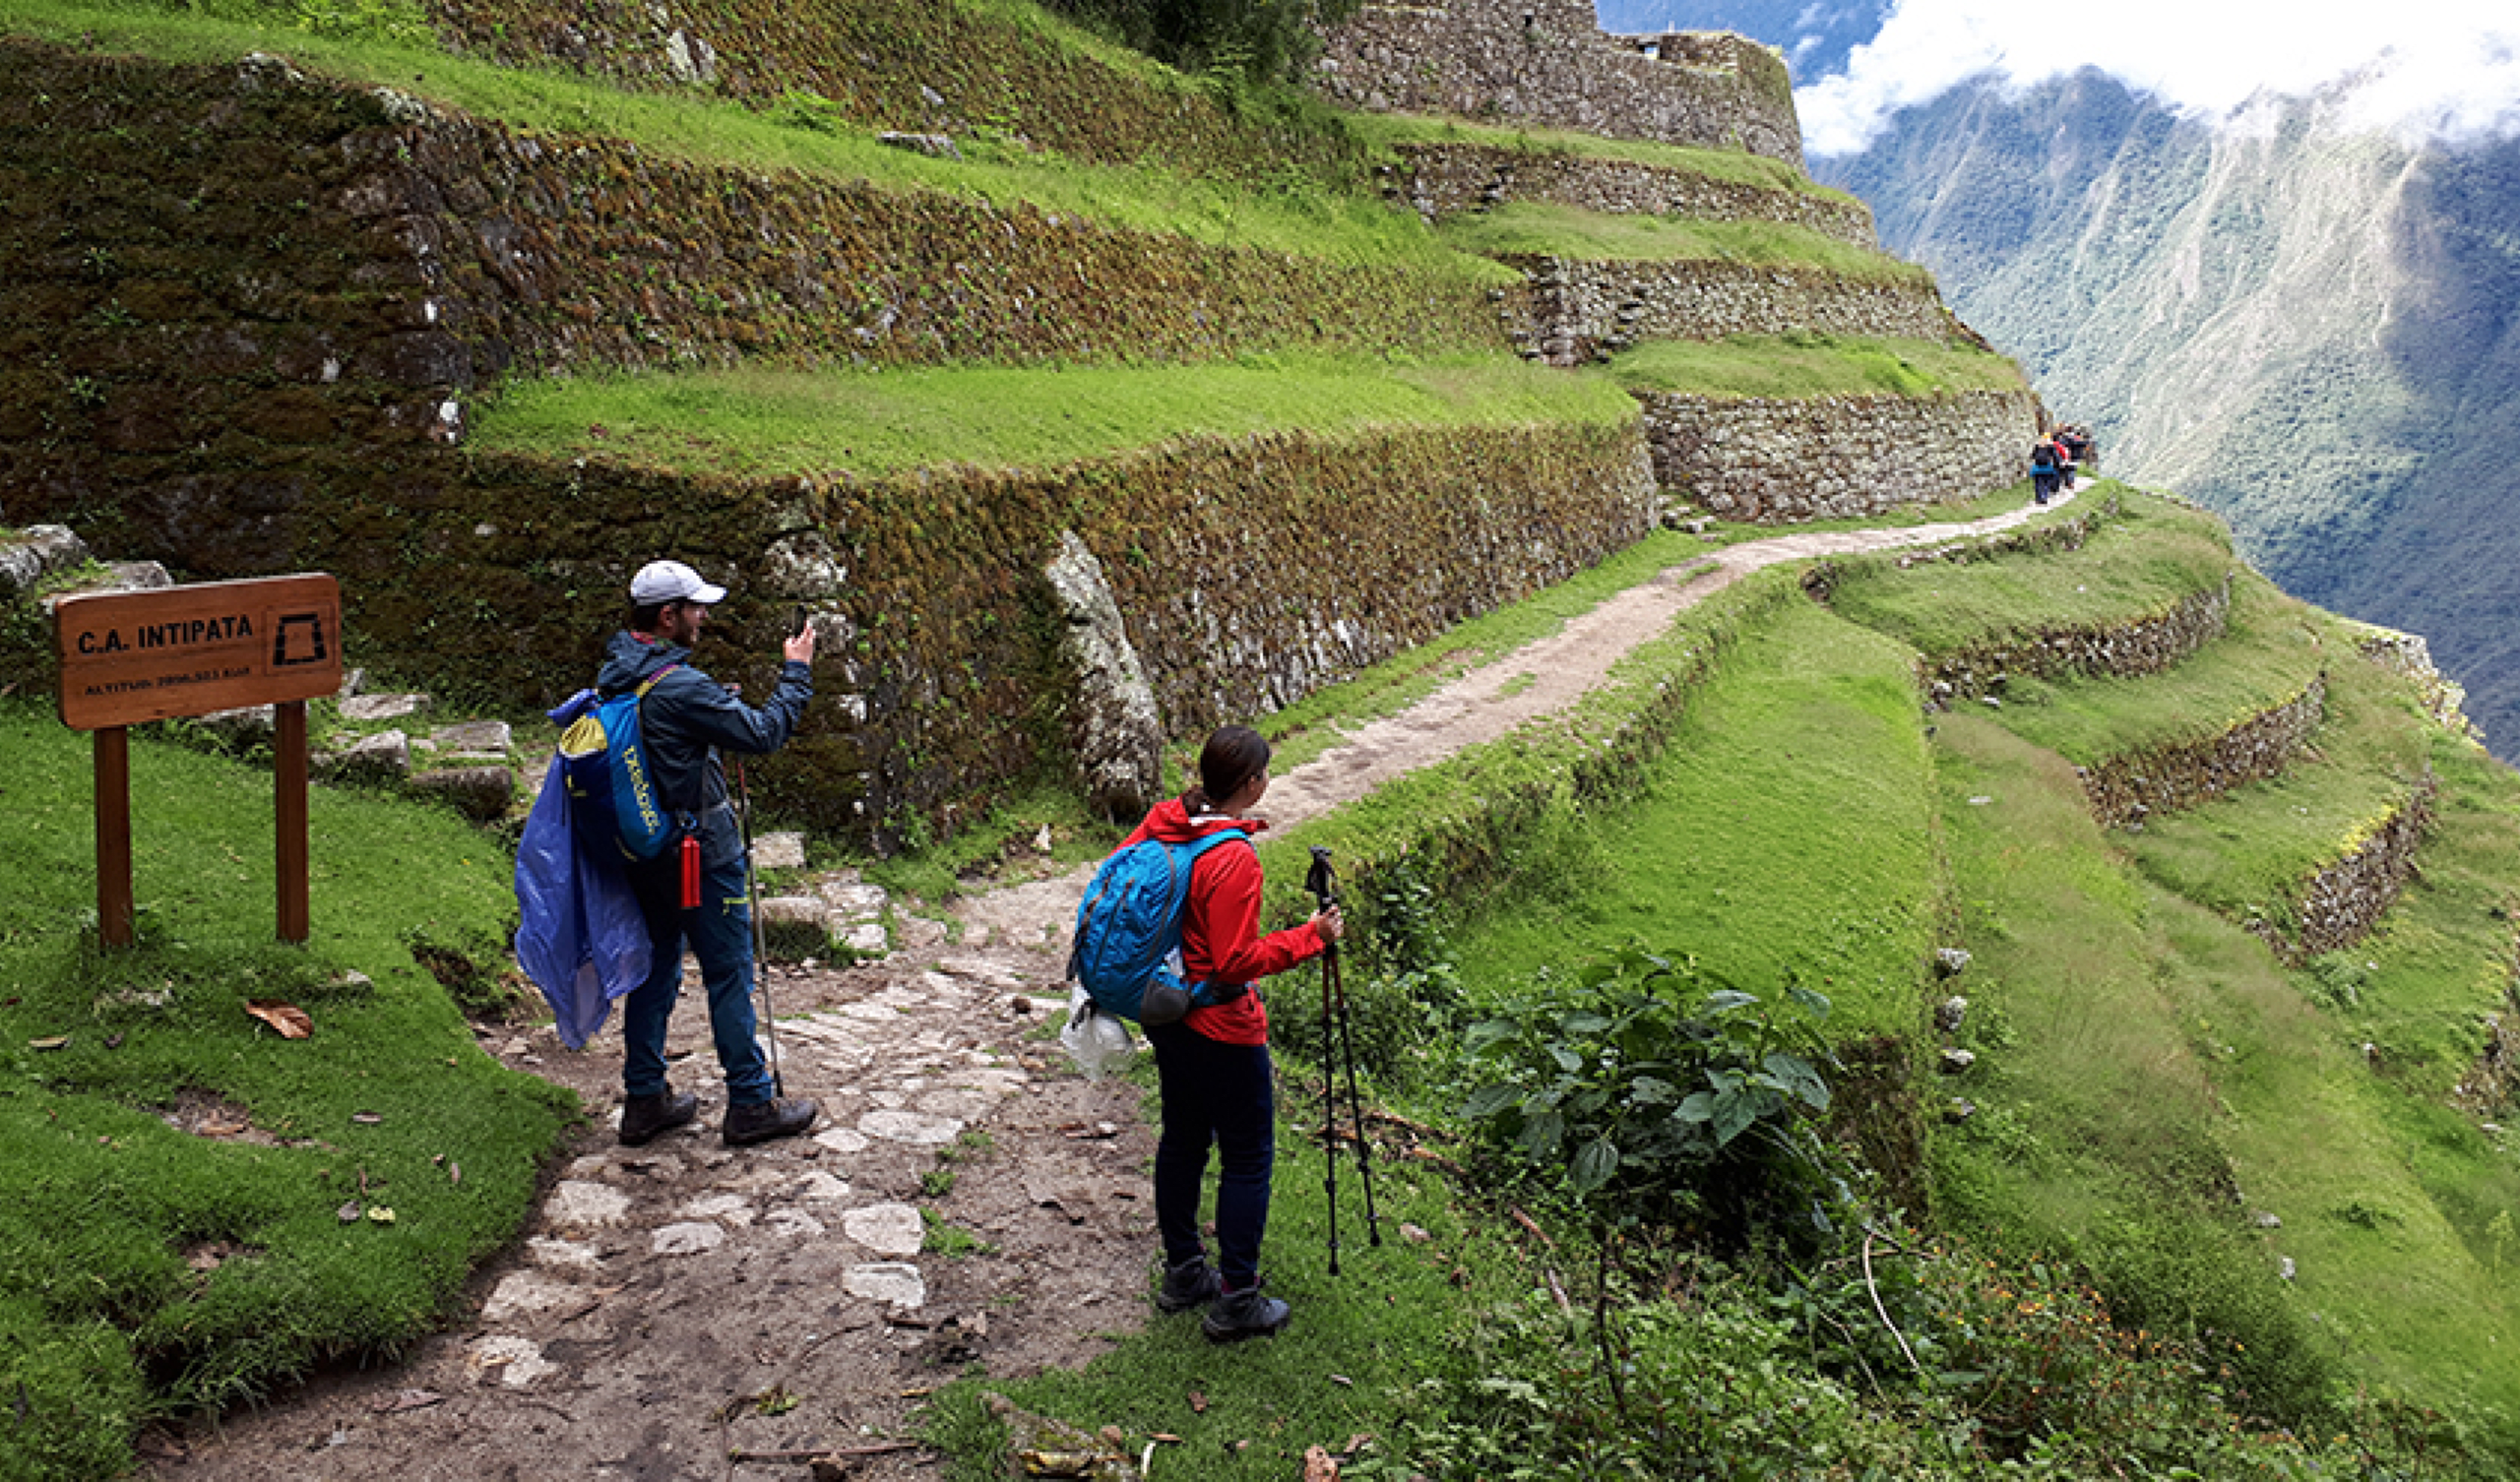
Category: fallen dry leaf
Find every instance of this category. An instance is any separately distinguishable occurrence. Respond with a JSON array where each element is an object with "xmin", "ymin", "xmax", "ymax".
[
  {"xmin": 369, "ymin": 1389, "xmax": 443, "ymax": 1415},
  {"xmin": 1302, "ymin": 1445, "xmax": 1341, "ymax": 1481},
  {"xmin": 243, "ymin": 1000, "xmax": 312, "ymax": 1039},
  {"xmin": 365, "ymin": 1205, "xmax": 396, "ymax": 1224},
  {"xmin": 351, "ymin": 1111, "xmax": 383, "ymax": 1125},
  {"xmin": 1150, "ymin": 1433, "xmax": 1181, "ymax": 1444},
  {"xmin": 198, "ymin": 1117, "xmax": 248, "ymax": 1139},
  {"xmin": 29, "ymin": 1035, "xmax": 70, "ymax": 1051},
  {"xmin": 336, "ymin": 1202, "xmax": 362, "ymax": 1224},
  {"xmin": 1187, "ymin": 1389, "xmax": 1208, "ymax": 1413}
]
